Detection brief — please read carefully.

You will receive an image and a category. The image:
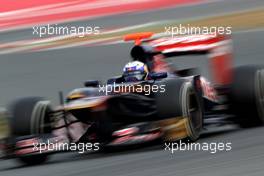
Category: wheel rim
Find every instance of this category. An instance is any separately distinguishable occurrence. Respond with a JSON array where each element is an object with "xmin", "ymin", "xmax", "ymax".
[
  {"xmin": 31, "ymin": 101, "xmax": 51, "ymax": 134},
  {"xmin": 255, "ymin": 69, "xmax": 264, "ymax": 122},
  {"xmin": 181, "ymin": 83, "xmax": 203, "ymax": 141}
]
